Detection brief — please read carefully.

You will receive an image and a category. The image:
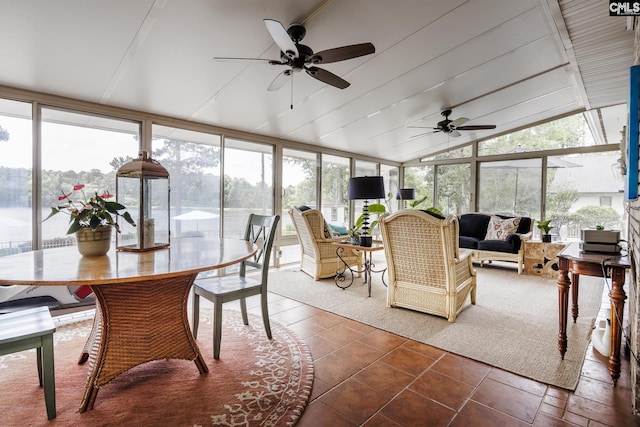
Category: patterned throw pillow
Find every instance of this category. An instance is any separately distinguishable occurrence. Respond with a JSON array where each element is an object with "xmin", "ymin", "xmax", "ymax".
[{"xmin": 485, "ymin": 216, "xmax": 520, "ymax": 241}]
